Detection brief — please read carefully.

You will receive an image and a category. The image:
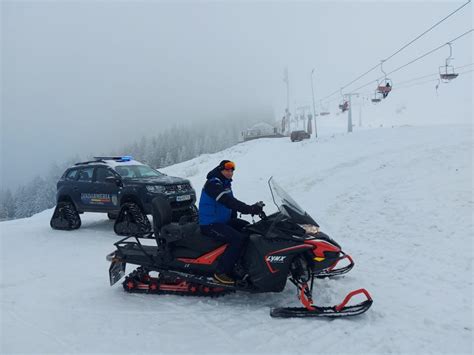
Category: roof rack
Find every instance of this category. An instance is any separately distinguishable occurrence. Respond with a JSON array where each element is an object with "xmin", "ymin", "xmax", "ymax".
[
  {"xmin": 74, "ymin": 159, "xmax": 106, "ymax": 166},
  {"xmin": 93, "ymin": 156, "xmax": 133, "ymax": 162},
  {"xmin": 74, "ymin": 156, "xmax": 134, "ymax": 166}
]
